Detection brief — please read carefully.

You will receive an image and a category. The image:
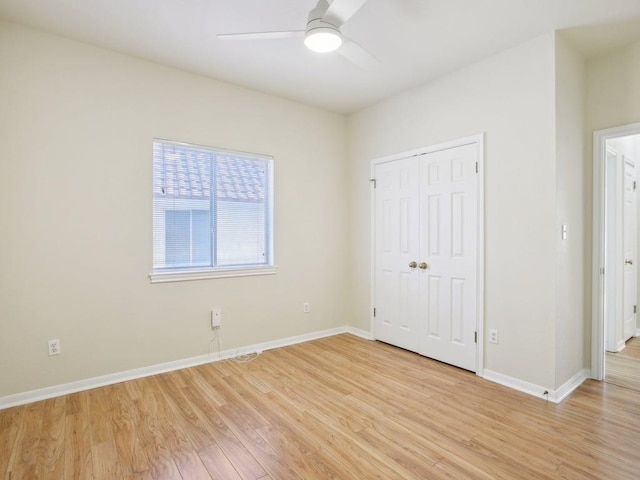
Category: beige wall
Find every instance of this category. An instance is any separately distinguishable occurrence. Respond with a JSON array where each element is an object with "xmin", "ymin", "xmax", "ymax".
[
  {"xmin": 347, "ymin": 34, "xmax": 559, "ymax": 388},
  {"xmin": 0, "ymin": 21, "xmax": 348, "ymax": 397},
  {"xmin": 585, "ymin": 40, "xmax": 640, "ymax": 133},
  {"xmin": 2, "ymin": 17, "xmax": 621, "ymax": 400},
  {"xmin": 554, "ymin": 33, "xmax": 586, "ymax": 388}
]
